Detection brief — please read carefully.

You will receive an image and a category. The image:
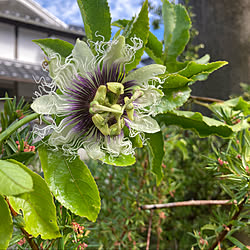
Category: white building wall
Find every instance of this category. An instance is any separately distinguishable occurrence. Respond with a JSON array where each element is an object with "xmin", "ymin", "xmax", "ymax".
[
  {"xmin": 0, "ymin": 23, "xmax": 15, "ymax": 60},
  {"xmin": 18, "ymin": 28, "xmax": 47, "ymax": 64},
  {"xmin": 49, "ymin": 34, "xmax": 75, "ymax": 45}
]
